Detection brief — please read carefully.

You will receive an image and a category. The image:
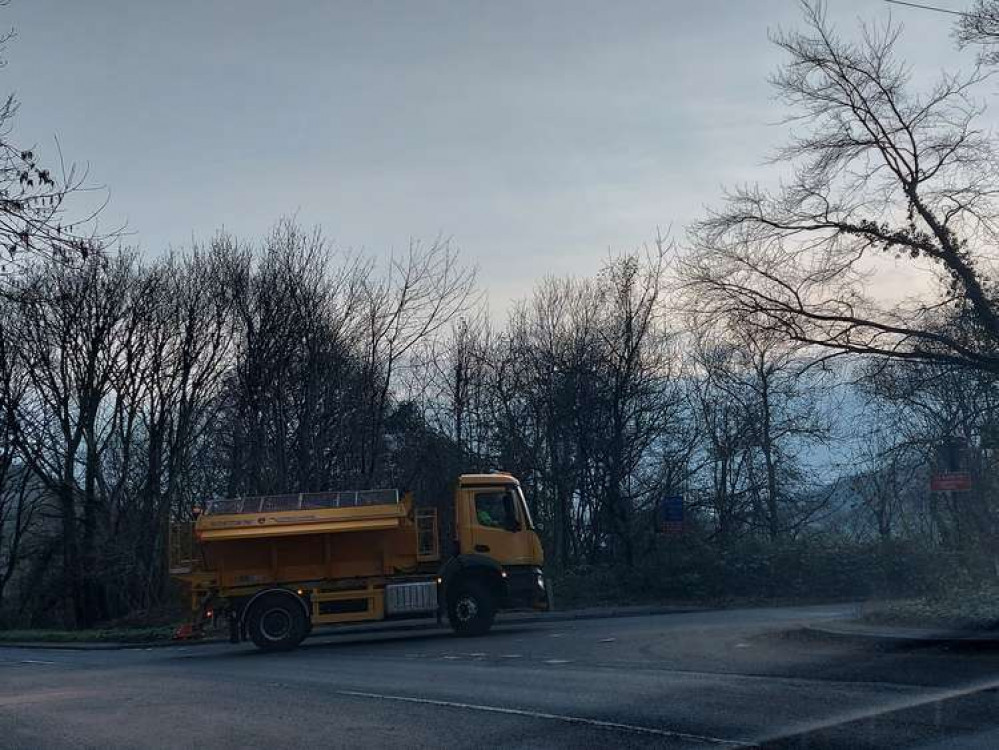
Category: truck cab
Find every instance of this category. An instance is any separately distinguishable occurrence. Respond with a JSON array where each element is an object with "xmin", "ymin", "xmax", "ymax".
[
  {"xmin": 170, "ymin": 472, "xmax": 548, "ymax": 650},
  {"xmin": 441, "ymin": 473, "xmax": 547, "ymax": 635}
]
